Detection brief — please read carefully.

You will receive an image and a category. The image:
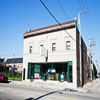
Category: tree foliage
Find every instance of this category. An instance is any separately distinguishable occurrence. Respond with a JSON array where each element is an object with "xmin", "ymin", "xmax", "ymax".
[{"xmin": 93, "ymin": 63, "xmax": 97, "ymax": 77}]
